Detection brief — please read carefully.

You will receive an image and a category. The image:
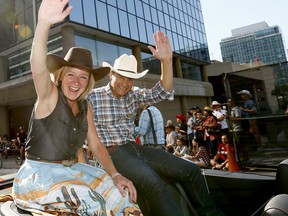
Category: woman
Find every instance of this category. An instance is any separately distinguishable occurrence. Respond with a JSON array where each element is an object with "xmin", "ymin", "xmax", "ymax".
[
  {"xmin": 183, "ymin": 138, "xmax": 210, "ymax": 168},
  {"xmin": 12, "ymin": 0, "xmax": 141, "ymax": 215},
  {"xmin": 173, "ymin": 135, "xmax": 188, "ymax": 157}
]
